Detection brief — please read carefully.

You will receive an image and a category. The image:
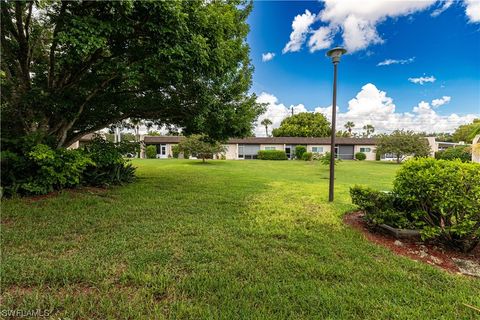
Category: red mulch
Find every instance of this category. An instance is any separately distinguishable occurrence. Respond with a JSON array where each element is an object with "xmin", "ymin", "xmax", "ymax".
[{"xmin": 344, "ymin": 211, "xmax": 479, "ymax": 275}]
